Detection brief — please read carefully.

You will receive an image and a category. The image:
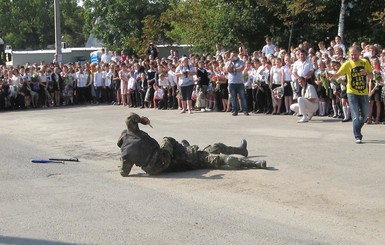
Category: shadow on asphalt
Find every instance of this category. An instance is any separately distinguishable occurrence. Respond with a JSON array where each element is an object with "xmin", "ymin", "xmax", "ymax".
[
  {"xmin": 128, "ymin": 167, "xmax": 279, "ymax": 179},
  {"xmin": 362, "ymin": 139, "xmax": 385, "ymax": 144},
  {"xmin": 0, "ymin": 235, "xmax": 85, "ymax": 245}
]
